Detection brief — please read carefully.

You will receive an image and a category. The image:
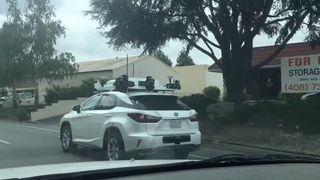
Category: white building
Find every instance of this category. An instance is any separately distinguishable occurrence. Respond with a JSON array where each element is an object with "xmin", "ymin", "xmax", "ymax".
[{"xmin": 39, "ymin": 56, "xmax": 180, "ymax": 95}]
